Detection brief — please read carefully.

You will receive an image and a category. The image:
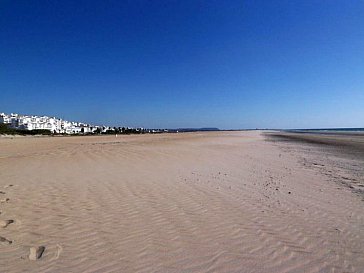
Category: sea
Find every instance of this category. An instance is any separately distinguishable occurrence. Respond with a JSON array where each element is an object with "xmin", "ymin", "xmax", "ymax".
[{"xmin": 287, "ymin": 128, "xmax": 364, "ymax": 135}]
